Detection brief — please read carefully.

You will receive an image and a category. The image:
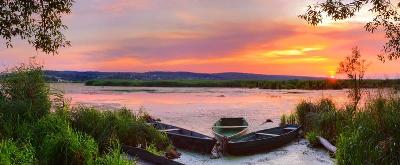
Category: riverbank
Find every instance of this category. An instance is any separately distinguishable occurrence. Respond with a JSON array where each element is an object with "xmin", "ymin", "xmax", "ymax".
[{"xmin": 176, "ymin": 139, "xmax": 333, "ymax": 165}]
